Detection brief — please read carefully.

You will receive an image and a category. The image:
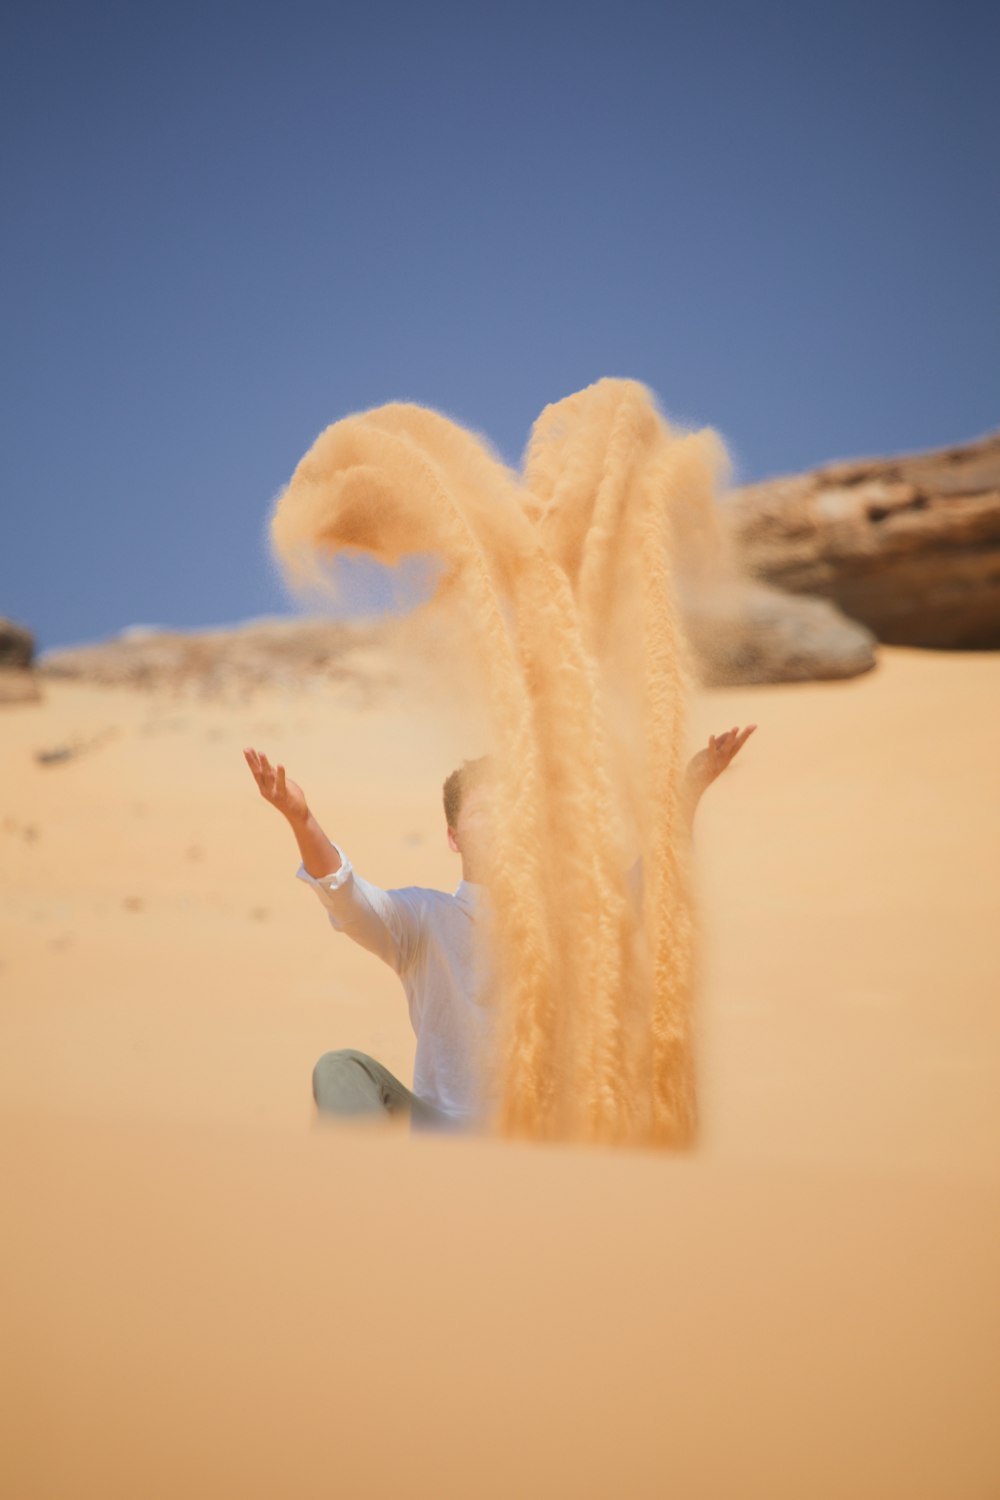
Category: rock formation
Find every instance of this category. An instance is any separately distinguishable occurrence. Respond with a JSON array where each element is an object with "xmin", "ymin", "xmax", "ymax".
[
  {"xmin": 680, "ymin": 581, "xmax": 876, "ymax": 686},
  {"xmin": 40, "ymin": 617, "xmax": 390, "ymax": 699},
  {"xmin": 724, "ymin": 432, "xmax": 1000, "ymax": 648},
  {"xmin": 1, "ymin": 617, "xmax": 35, "ymax": 669},
  {"xmin": 39, "ymin": 590, "xmax": 875, "ymax": 694},
  {"xmin": 0, "ymin": 617, "xmax": 41, "ymax": 704}
]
